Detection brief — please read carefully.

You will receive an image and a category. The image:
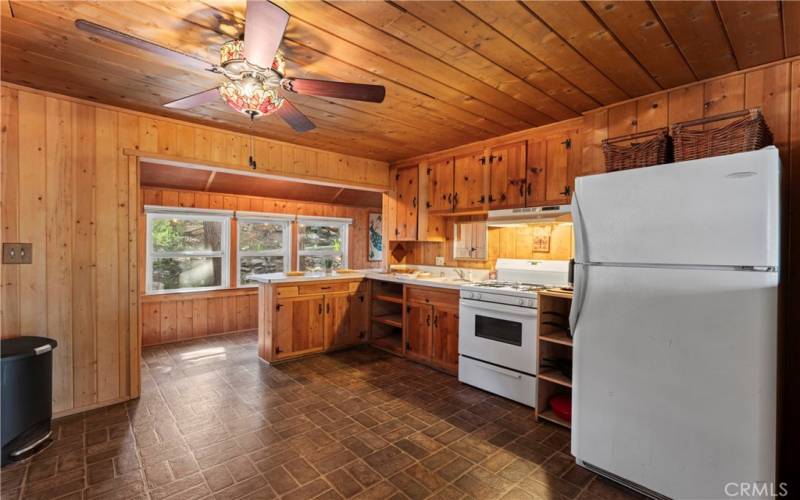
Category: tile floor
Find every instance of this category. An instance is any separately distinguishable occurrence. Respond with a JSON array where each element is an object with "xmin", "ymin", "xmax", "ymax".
[{"xmin": 1, "ymin": 332, "xmax": 643, "ymax": 499}]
